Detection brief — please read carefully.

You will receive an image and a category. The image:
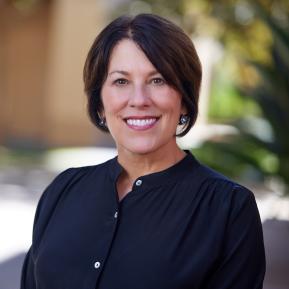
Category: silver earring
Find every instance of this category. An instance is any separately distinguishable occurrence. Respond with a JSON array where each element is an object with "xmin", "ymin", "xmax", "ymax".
[
  {"xmin": 99, "ymin": 118, "xmax": 106, "ymax": 127},
  {"xmin": 179, "ymin": 114, "xmax": 189, "ymax": 125}
]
